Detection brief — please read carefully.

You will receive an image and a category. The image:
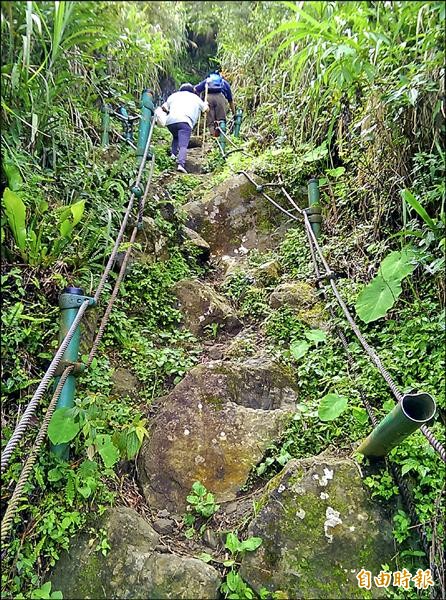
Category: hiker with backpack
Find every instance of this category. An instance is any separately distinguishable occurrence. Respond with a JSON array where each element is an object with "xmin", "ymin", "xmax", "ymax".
[
  {"xmin": 195, "ymin": 70, "xmax": 235, "ymax": 137},
  {"xmin": 161, "ymin": 83, "xmax": 209, "ymax": 173}
]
